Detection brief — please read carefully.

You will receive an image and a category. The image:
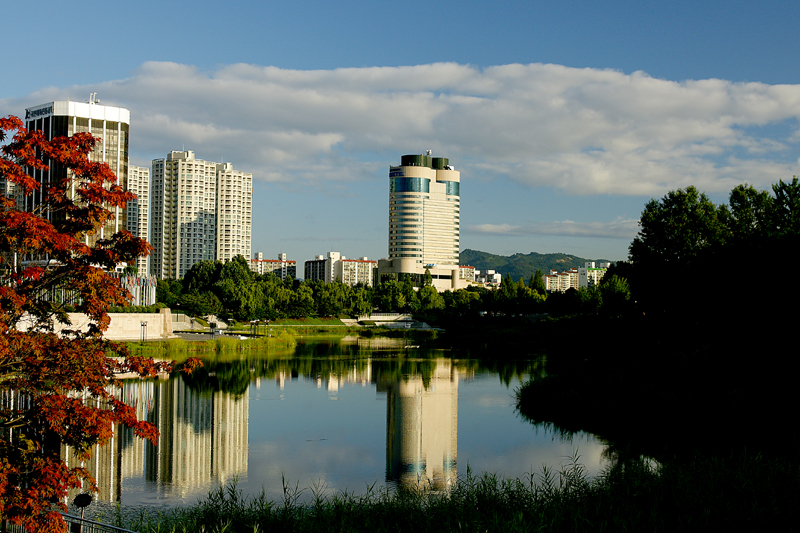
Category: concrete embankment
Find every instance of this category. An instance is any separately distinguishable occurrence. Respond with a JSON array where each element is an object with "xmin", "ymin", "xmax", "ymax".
[{"xmin": 35, "ymin": 308, "xmax": 176, "ymax": 341}]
